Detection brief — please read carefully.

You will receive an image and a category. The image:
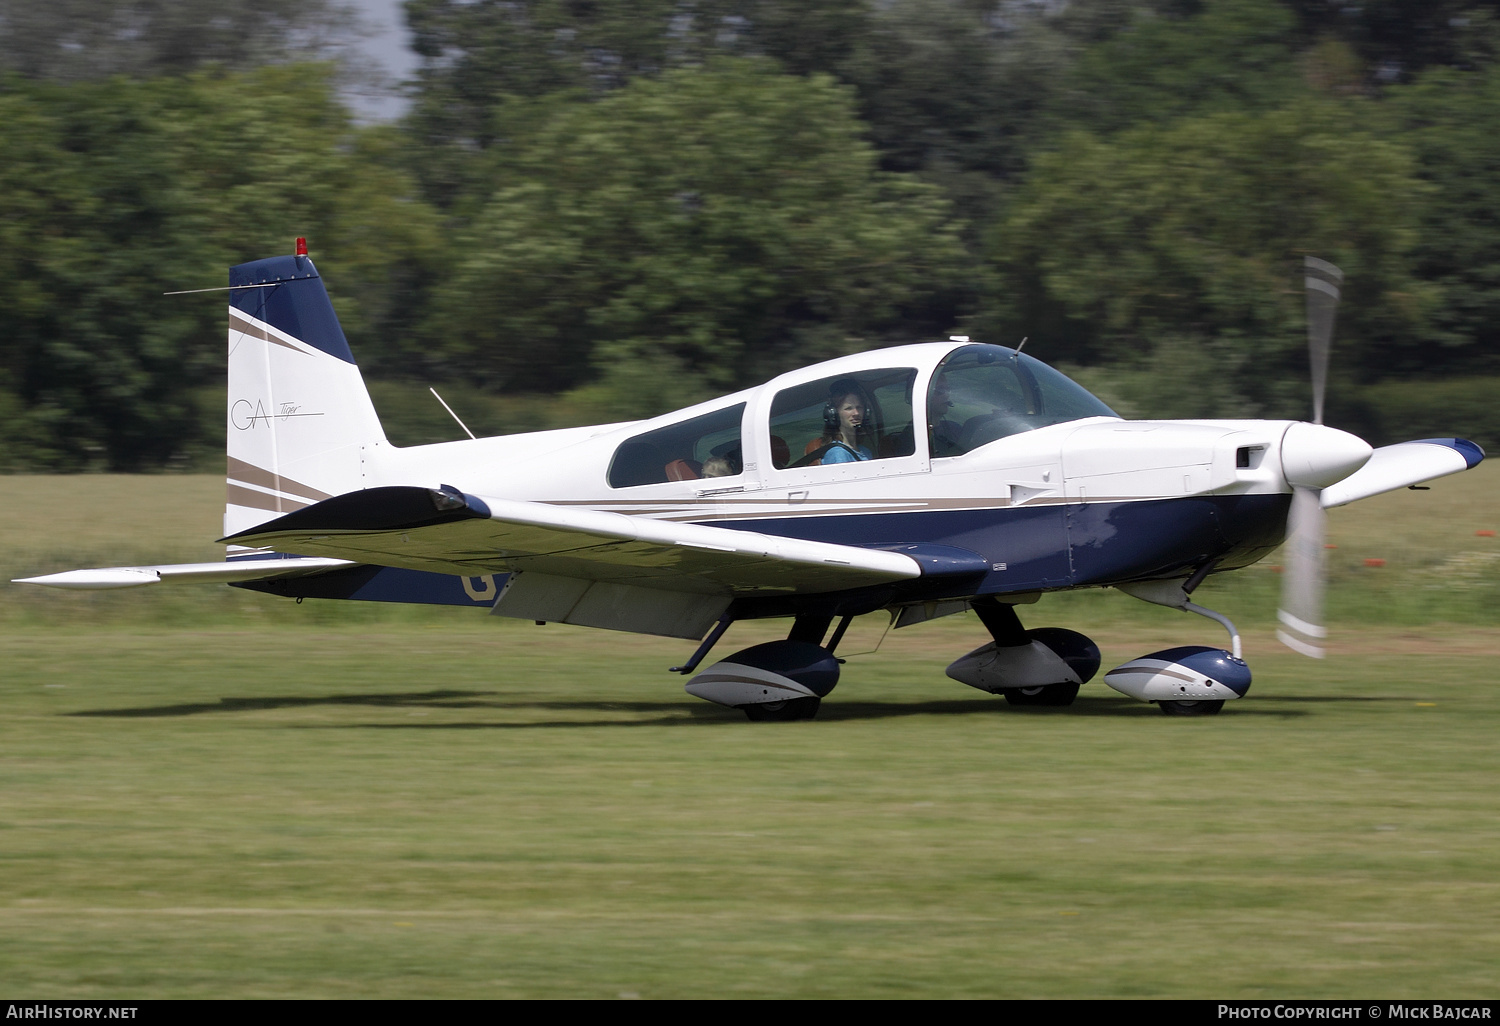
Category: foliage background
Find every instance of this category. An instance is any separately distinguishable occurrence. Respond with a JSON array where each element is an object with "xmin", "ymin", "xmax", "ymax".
[{"xmin": 1, "ymin": 0, "xmax": 1498, "ymax": 467}]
